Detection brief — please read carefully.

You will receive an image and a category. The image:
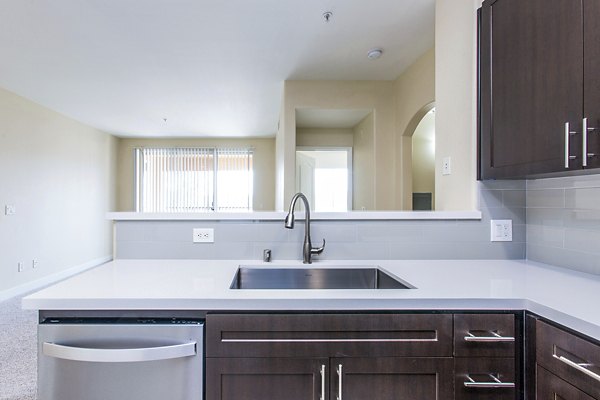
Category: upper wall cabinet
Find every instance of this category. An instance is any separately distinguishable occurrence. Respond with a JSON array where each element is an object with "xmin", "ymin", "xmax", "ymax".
[{"xmin": 478, "ymin": 0, "xmax": 600, "ymax": 179}]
